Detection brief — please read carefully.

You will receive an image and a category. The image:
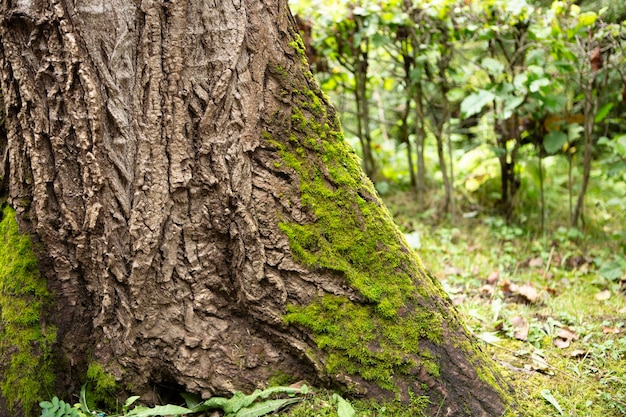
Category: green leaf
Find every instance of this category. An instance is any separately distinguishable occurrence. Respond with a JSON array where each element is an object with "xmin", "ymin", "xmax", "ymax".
[
  {"xmin": 542, "ymin": 94, "xmax": 567, "ymax": 113},
  {"xmin": 578, "ymin": 11, "xmax": 597, "ymax": 27},
  {"xmin": 513, "ymin": 73, "xmax": 528, "ymax": 90},
  {"xmin": 595, "ymin": 103, "xmax": 614, "ymax": 123},
  {"xmin": 201, "ymin": 396, "xmax": 231, "ymax": 410},
  {"xmin": 544, "ymin": 131, "xmax": 568, "ymax": 154},
  {"xmin": 124, "ymin": 396, "xmax": 141, "ymax": 408},
  {"xmin": 503, "ymin": 95, "xmax": 525, "ymax": 113},
  {"xmin": 529, "ymin": 78, "xmax": 550, "ymax": 93},
  {"xmin": 461, "ymin": 90, "xmax": 495, "ymax": 118},
  {"xmin": 612, "ymin": 135, "xmax": 626, "ymax": 157},
  {"xmin": 237, "ymin": 386, "xmax": 303, "ymax": 403},
  {"xmin": 40, "ymin": 401, "xmax": 54, "ymax": 409},
  {"xmin": 79, "ymin": 384, "xmax": 90, "ymax": 414},
  {"xmin": 232, "ymin": 398, "xmax": 300, "ymax": 417},
  {"xmin": 540, "ymin": 389, "xmax": 564, "ymax": 415},
  {"xmin": 181, "ymin": 392, "xmax": 203, "ymax": 410},
  {"xmin": 481, "ymin": 57, "xmax": 504, "ymax": 75},
  {"xmin": 332, "ymin": 394, "xmax": 355, "ymax": 417},
  {"xmin": 223, "ymin": 392, "xmax": 251, "ymax": 414},
  {"xmin": 126, "ymin": 404, "xmax": 193, "ymax": 417},
  {"xmin": 567, "ymin": 123, "xmax": 584, "ymax": 142},
  {"xmin": 599, "ymin": 261, "xmax": 624, "ymax": 281},
  {"xmin": 446, "ymin": 88, "xmax": 465, "ymax": 103}
]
